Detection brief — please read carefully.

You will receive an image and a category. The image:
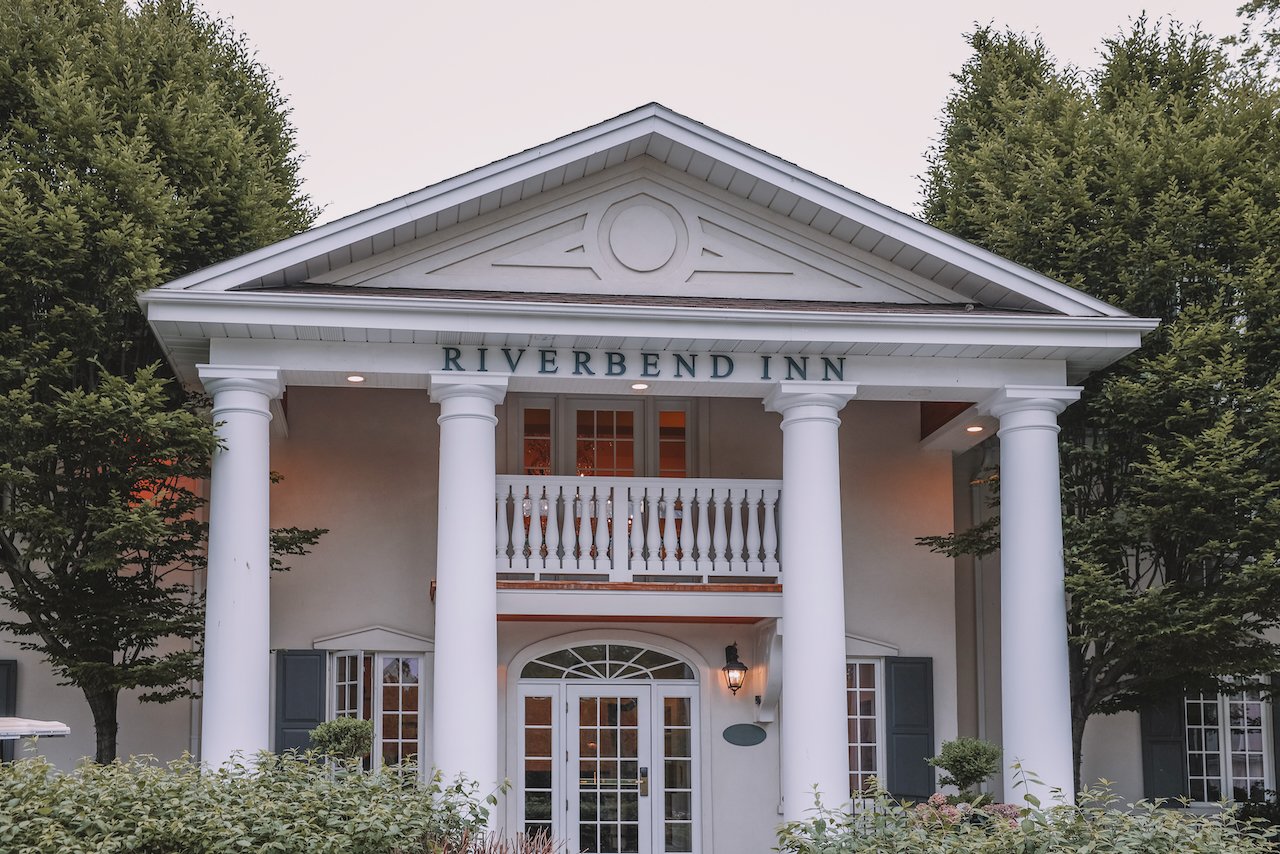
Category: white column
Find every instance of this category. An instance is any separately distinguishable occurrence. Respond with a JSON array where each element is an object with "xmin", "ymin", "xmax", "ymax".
[
  {"xmin": 984, "ymin": 385, "xmax": 1081, "ymax": 805},
  {"xmin": 197, "ymin": 364, "xmax": 281, "ymax": 767},
  {"xmin": 765, "ymin": 382, "xmax": 858, "ymax": 818},
  {"xmin": 430, "ymin": 372, "xmax": 508, "ymax": 792}
]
